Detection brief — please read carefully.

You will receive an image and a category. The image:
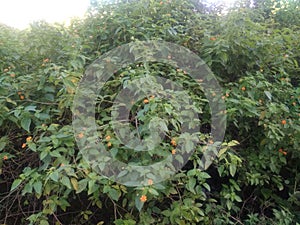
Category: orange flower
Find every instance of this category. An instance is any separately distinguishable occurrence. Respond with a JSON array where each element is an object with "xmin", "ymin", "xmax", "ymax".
[
  {"xmin": 140, "ymin": 195, "xmax": 147, "ymax": 202},
  {"xmin": 171, "ymin": 149, "xmax": 176, "ymax": 155},
  {"xmin": 241, "ymin": 86, "xmax": 246, "ymax": 91},
  {"xmin": 17, "ymin": 91, "xmax": 22, "ymax": 95},
  {"xmin": 43, "ymin": 58, "xmax": 50, "ymax": 63},
  {"xmin": 107, "ymin": 142, "xmax": 112, "ymax": 147},
  {"xmin": 21, "ymin": 143, "xmax": 27, "ymax": 148},
  {"xmin": 225, "ymin": 93, "xmax": 229, "ymax": 97},
  {"xmin": 210, "ymin": 37, "xmax": 216, "ymax": 41},
  {"xmin": 170, "ymin": 138, "xmax": 176, "ymax": 146},
  {"xmin": 26, "ymin": 136, "xmax": 32, "ymax": 142},
  {"xmin": 3, "ymin": 155, "xmax": 8, "ymax": 160},
  {"xmin": 281, "ymin": 120, "xmax": 287, "ymax": 125},
  {"xmin": 221, "ymin": 96, "xmax": 226, "ymax": 100},
  {"xmin": 19, "ymin": 95, "xmax": 25, "ymax": 100},
  {"xmin": 149, "ymin": 95, "xmax": 155, "ymax": 100},
  {"xmin": 143, "ymin": 99, "xmax": 149, "ymax": 104},
  {"xmin": 10, "ymin": 73, "xmax": 16, "ymax": 78},
  {"xmin": 279, "ymin": 148, "xmax": 287, "ymax": 155},
  {"xmin": 147, "ymin": 179, "xmax": 153, "ymax": 185},
  {"xmin": 208, "ymin": 140, "xmax": 214, "ymax": 144},
  {"xmin": 78, "ymin": 132, "xmax": 84, "ymax": 138},
  {"xmin": 60, "ymin": 163, "xmax": 65, "ymax": 167},
  {"xmin": 105, "ymin": 135, "xmax": 111, "ymax": 141},
  {"xmin": 159, "ymin": 1, "xmax": 163, "ymax": 5}
]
